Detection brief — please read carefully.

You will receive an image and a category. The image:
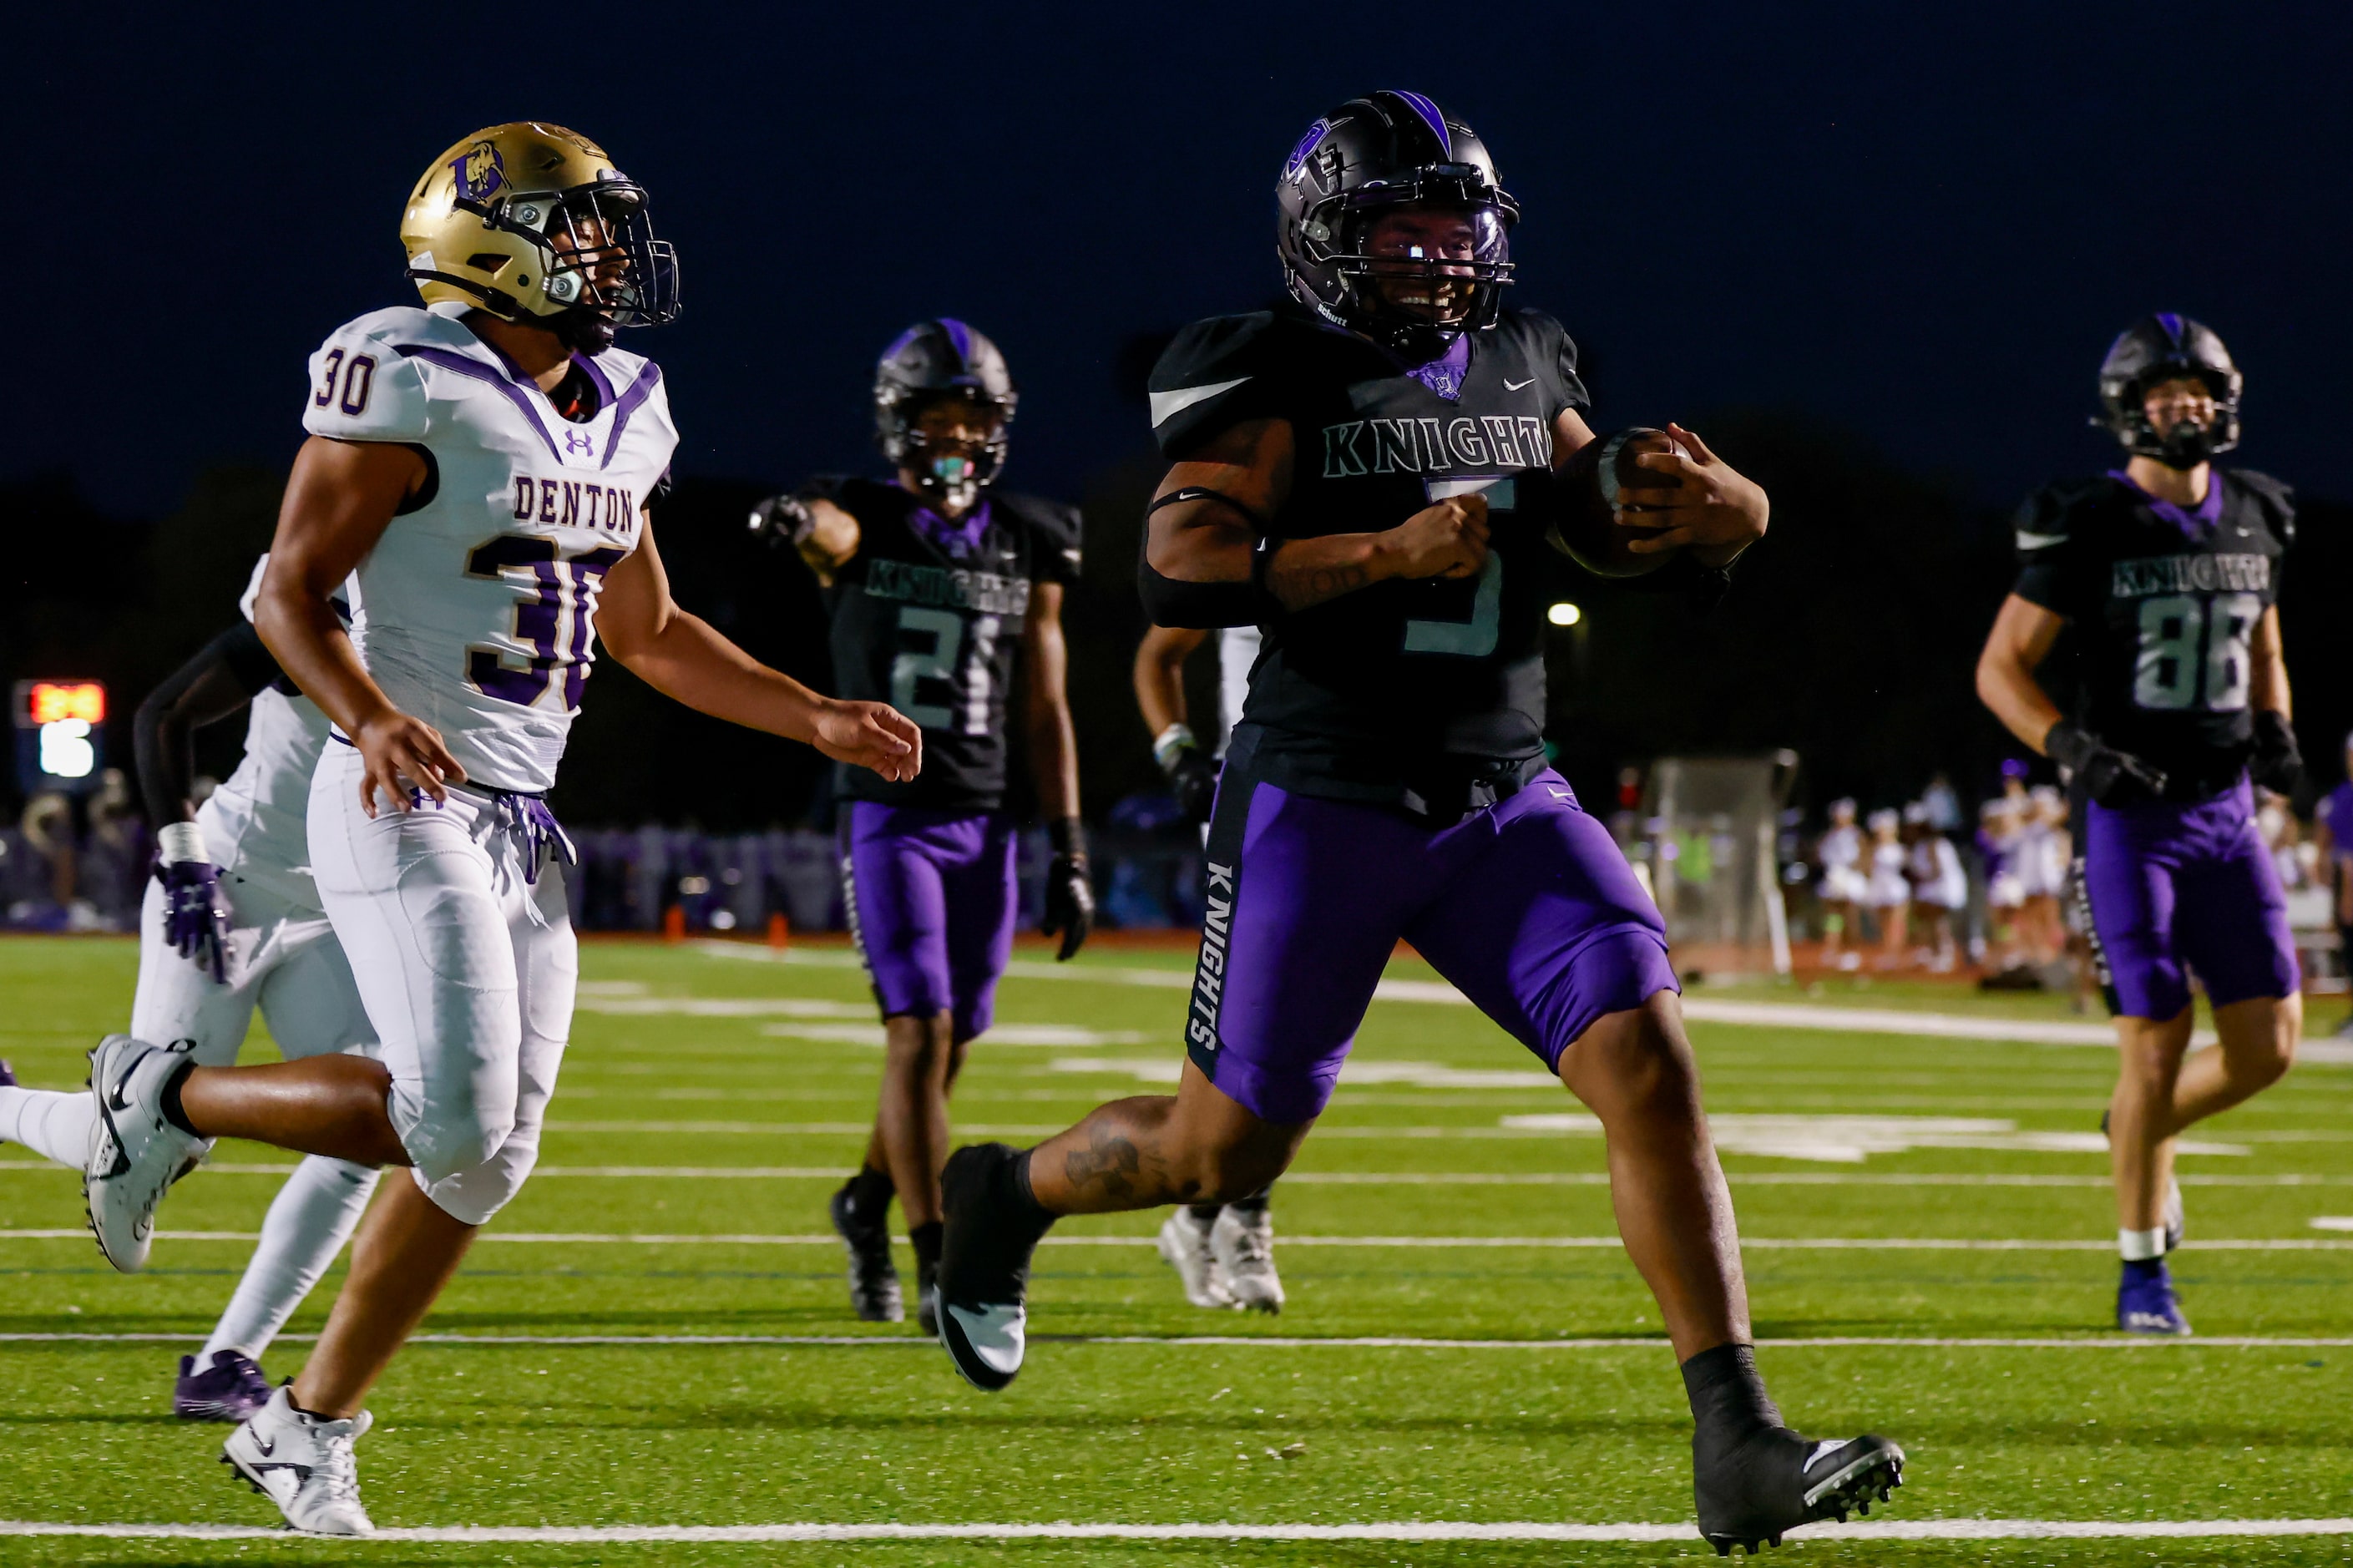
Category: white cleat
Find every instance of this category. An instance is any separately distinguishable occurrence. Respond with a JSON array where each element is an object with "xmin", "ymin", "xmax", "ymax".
[
  {"xmin": 1156, "ymin": 1209, "xmax": 1235, "ymax": 1308},
  {"xmin": 1211, "ymin": 1204, "xmax": 1285, "ymax": 1314},
  {"xmin": 221, "ymin": 1383, "xmax": 375, "ymax": 1535},
  {"xmin": 83, "ymin": 1034, "xmax": 210, "ymax": 1273}
]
